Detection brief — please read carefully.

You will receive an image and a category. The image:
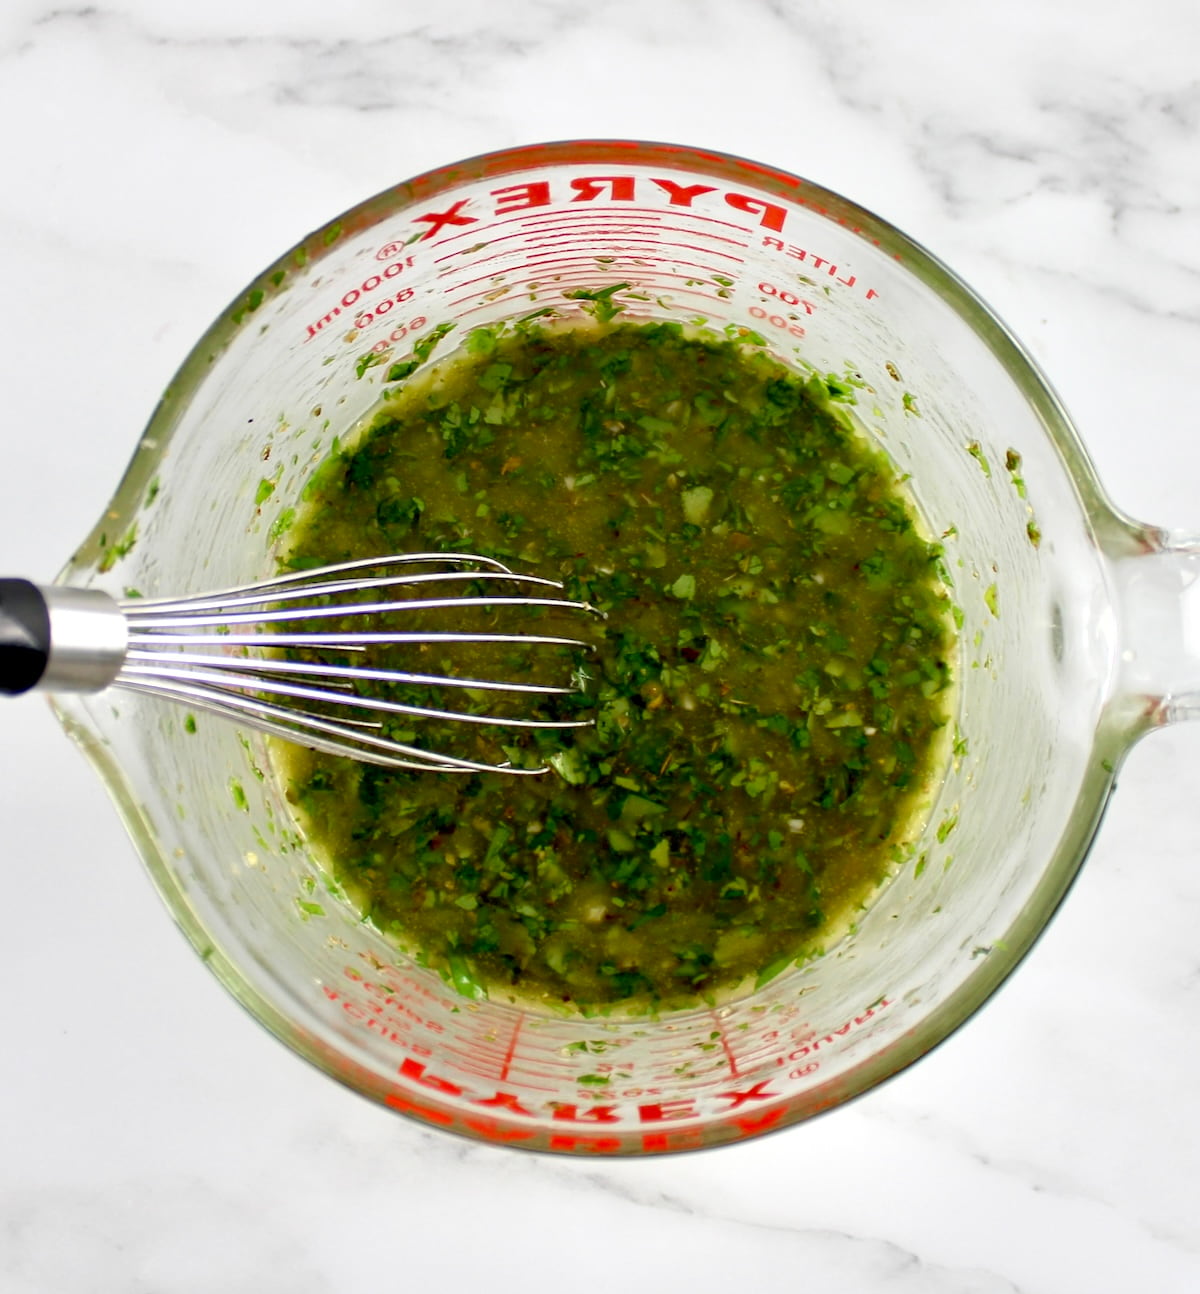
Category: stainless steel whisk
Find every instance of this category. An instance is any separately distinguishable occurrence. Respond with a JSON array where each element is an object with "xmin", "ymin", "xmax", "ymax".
[{"xmin": 0, "ymin": 555, "xmax": 600, "ymax": 774}]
